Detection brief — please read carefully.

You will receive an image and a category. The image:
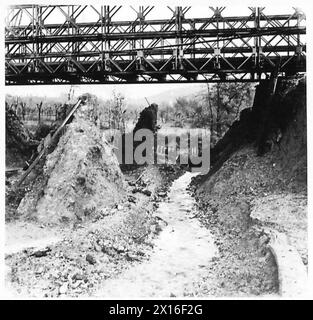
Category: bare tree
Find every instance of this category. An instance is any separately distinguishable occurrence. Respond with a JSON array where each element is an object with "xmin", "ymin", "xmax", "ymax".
[
  {"xmin": 207, "ymin": 84, "xmax": 214, "ymax": 133},
  {"xmin": 36, "ymin": 101, "xmax": 43, "ymax": 124},
  {"xmin": 20, "ymin": 101, "xmax": 26, "ymax": 121}
]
